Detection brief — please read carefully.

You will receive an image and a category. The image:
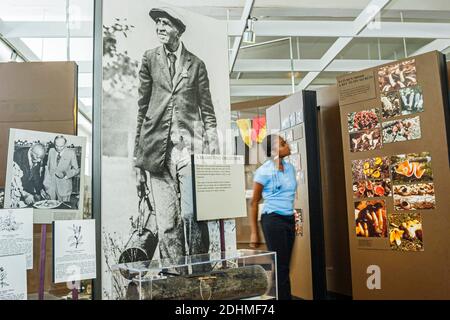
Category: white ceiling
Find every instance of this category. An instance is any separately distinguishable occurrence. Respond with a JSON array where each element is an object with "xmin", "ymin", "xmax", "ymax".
[{"xmin": 1, "ymin": 0, "xmax": 449, "ymax": 110}]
